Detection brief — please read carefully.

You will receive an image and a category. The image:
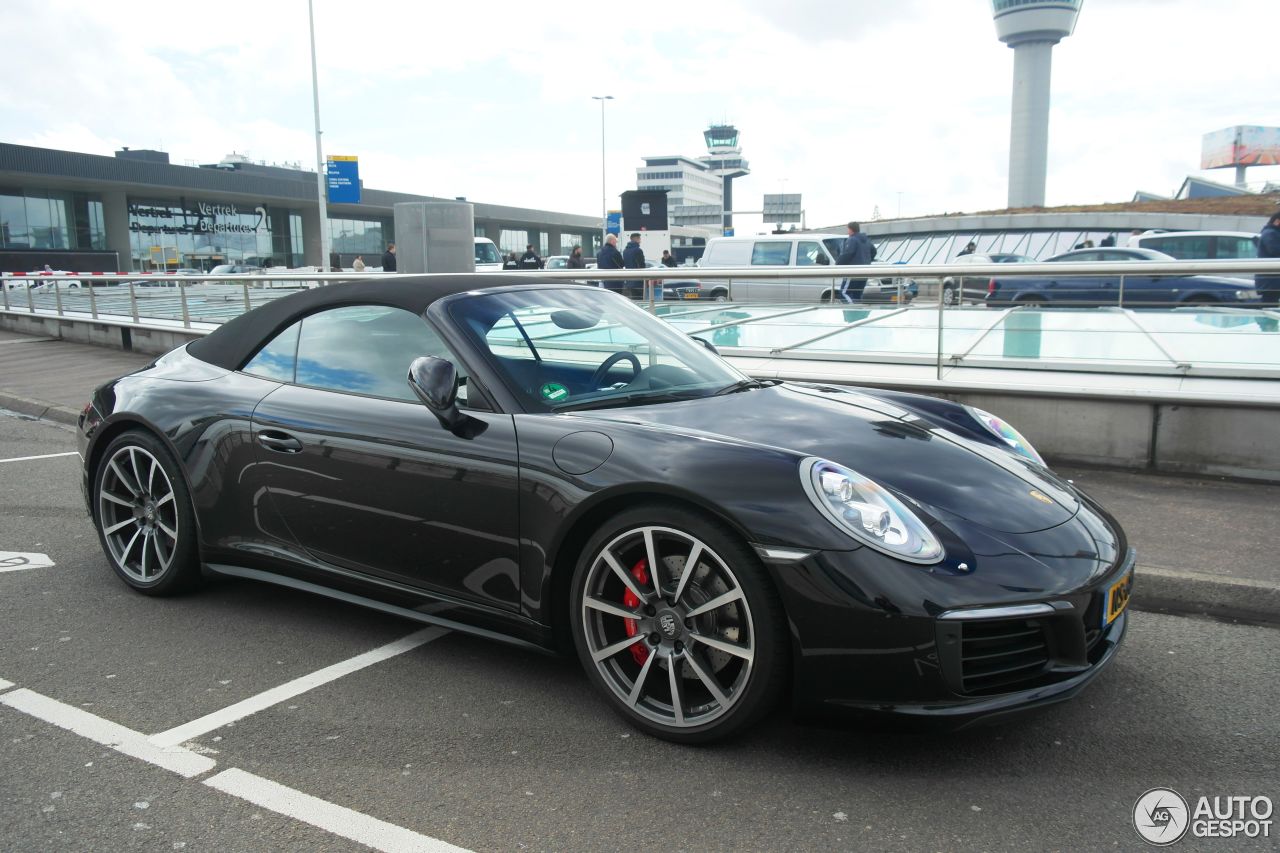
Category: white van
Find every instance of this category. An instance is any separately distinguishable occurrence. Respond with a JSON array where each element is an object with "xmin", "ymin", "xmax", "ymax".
[
  {"xmin": 474, "ymin": 237, "xmax": 503, "ymax": 271},
  {"xmin": 697, "ymin": 234, "xmax": 910, "ymax": 302},
  {"xmin": 1133, "ymin": 231, "xmax": 1259, "ymax": 260}
]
